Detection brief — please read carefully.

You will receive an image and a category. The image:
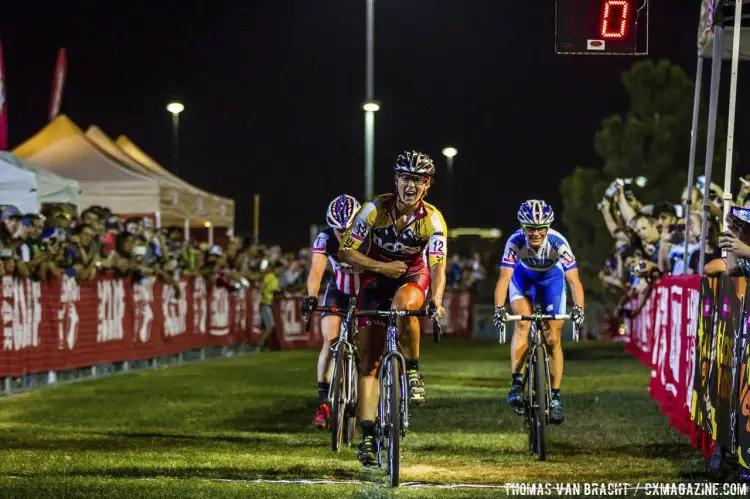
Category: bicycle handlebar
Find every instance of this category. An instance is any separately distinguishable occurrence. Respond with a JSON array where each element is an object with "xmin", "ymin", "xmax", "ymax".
[
  {"xmin": 497, "ymin": 313, "xmax": 579, "ymax": 343},
  {"xmin": 303, "ymin": 304, "xmax": 443, "ymax": 340},
  {"xmin": 505, "ymin": 314, "xmax": 571, "ymax": 322}
]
